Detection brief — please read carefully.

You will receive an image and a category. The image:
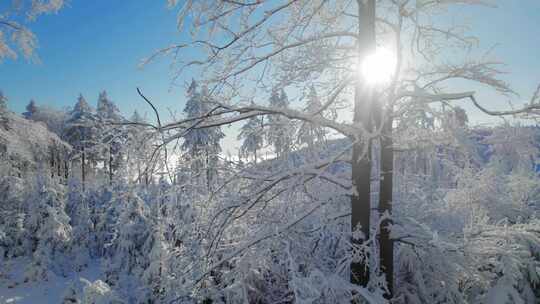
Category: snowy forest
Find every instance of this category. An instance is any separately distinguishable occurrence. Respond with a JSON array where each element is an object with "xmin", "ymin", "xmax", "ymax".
[{"xmin": 1, "ymin": 0, "xmax": 540, "ymax": 303}]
